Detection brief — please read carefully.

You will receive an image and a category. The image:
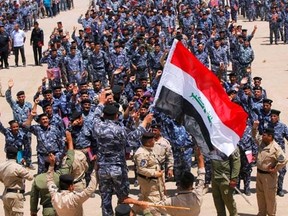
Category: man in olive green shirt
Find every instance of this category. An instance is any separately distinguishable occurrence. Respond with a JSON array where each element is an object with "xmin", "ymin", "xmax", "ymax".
[
  {"xmin": 210, "ymin": 147, "xmax": 241, "ymax": 216},
  {"xmin": 30, "ymin": 142, "xmax": 76, "ymax": 216}
]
